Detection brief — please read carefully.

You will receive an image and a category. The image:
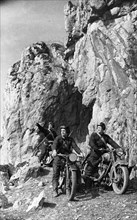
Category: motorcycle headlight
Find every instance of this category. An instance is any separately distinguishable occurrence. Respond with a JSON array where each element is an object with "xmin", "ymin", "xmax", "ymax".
[{"xmin": 69, "ymin": 153, "xmax": 77, "ymax": 162}]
